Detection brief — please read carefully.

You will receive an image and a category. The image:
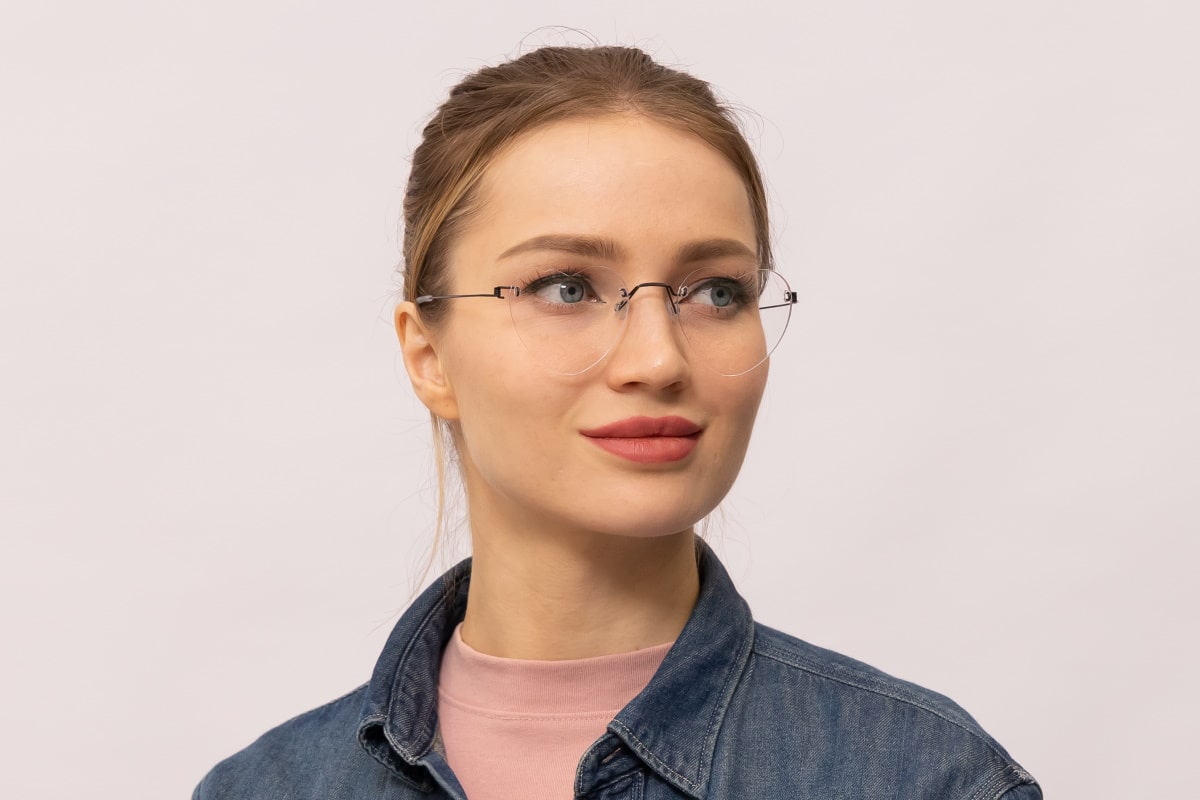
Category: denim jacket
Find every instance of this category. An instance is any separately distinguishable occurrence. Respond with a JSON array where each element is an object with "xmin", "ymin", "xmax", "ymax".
[{"xmin": 195, "ymin": 542, "xmax": 1041, "ymax": 799}]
